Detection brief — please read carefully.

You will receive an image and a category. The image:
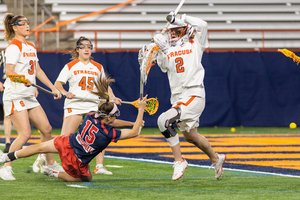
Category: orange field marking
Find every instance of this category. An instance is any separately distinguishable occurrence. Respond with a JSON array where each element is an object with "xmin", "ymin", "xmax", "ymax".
[
  {"xmin": 105, "ymin": 134, "xmax": 300, "ymax": 171},
  {"xmin": 1, "ymin": 133, "xmax": 299, "ymax": 172}
]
